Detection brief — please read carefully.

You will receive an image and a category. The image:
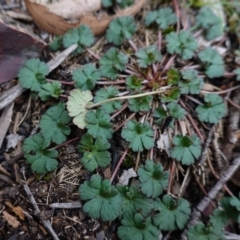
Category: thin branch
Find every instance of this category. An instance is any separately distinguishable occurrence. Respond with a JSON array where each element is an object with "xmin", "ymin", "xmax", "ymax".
[
  {"xmin": 180, "ymin": 155, "xmax": 240, "ymax": 240},
  {"xmin": 23, "ymin": 184, "xmax": 60, "ymax": 240}
]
